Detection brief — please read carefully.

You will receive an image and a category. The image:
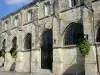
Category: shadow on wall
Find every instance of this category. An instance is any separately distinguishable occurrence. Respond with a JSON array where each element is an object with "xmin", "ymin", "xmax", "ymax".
[
  {"xmin": 10, "ymin": 62, "xmax": 16, "ymax": 71},
  {"xmin": 0, "ymin": 63, "xmax": 4, "ymax": 68},
  {"xmin": 63, "ymin": 48, "xmax": 85, "ymax": 75}
]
